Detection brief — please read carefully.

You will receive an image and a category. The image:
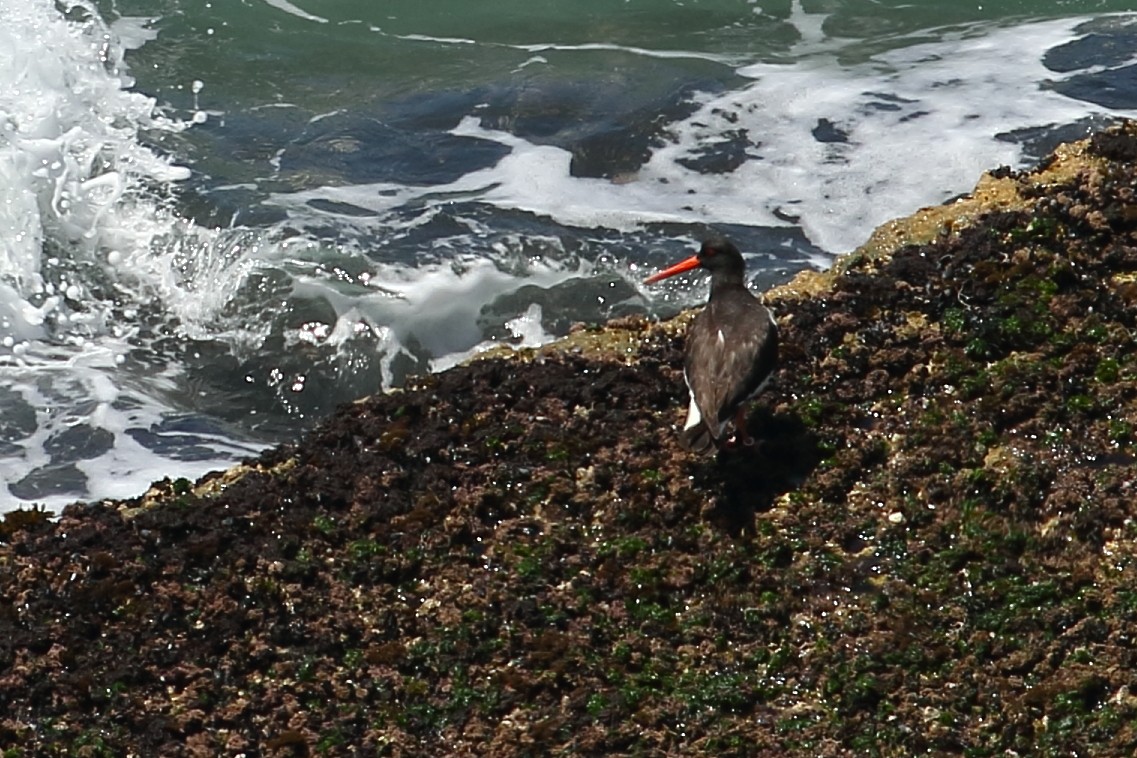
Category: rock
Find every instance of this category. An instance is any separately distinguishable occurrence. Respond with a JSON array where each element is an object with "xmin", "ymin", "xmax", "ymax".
[{"xmin": 4, "ymin": 122, "xmax": 1137, "ymax": 755}]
